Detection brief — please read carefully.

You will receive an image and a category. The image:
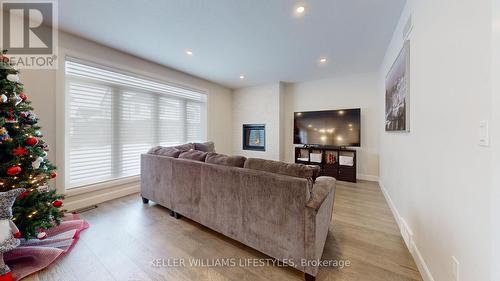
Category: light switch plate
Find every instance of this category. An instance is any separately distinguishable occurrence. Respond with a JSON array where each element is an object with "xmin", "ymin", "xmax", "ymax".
[{"xmin": 479, "ymin": 120, "xmax": 489, "ymax": 147}]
